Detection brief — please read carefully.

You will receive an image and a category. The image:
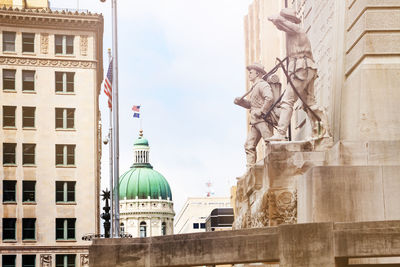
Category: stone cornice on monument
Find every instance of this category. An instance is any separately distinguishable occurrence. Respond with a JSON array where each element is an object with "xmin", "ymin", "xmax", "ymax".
[
  {"xmin": 0, "ymin": 55, "xmax": 97, "ymax": 69},
  {"xmin": 0, "ymin": 5, "xmax": 103, "ymax": 31}
]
